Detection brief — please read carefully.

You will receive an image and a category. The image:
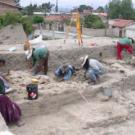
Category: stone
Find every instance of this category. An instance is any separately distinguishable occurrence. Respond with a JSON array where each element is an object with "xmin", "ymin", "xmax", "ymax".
[{"xmin": 0, "ymin": 113, "xmax": 8, "ymax": 131}]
